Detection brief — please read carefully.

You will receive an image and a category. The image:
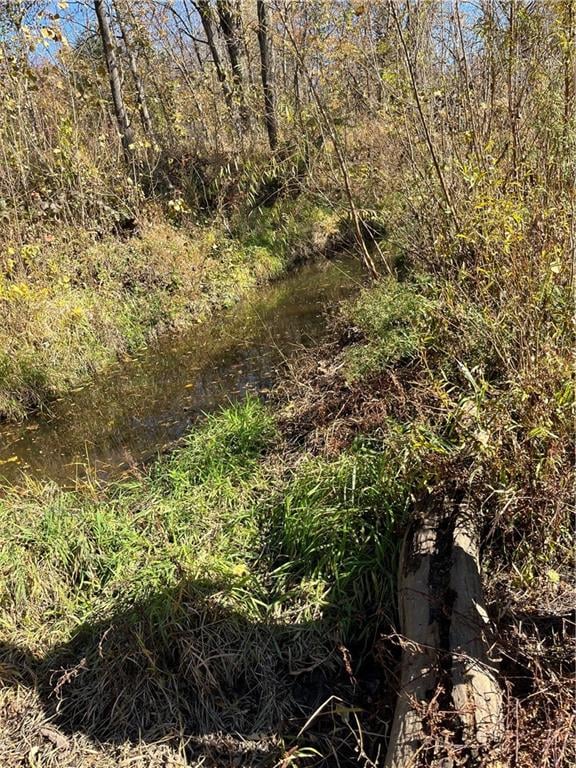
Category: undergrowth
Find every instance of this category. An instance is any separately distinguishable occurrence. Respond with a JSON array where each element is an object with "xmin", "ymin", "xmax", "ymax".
[
  {"xmin": 0, "ymin": 199, "xmax": 338, "ymax": 420},
  {"xmin": 341, "ymin": 277, "xmax": 435, "ymax": 380},
  {"xmin": 0, "ymin": 396, "xmax": 404, "ymax": 764}
]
